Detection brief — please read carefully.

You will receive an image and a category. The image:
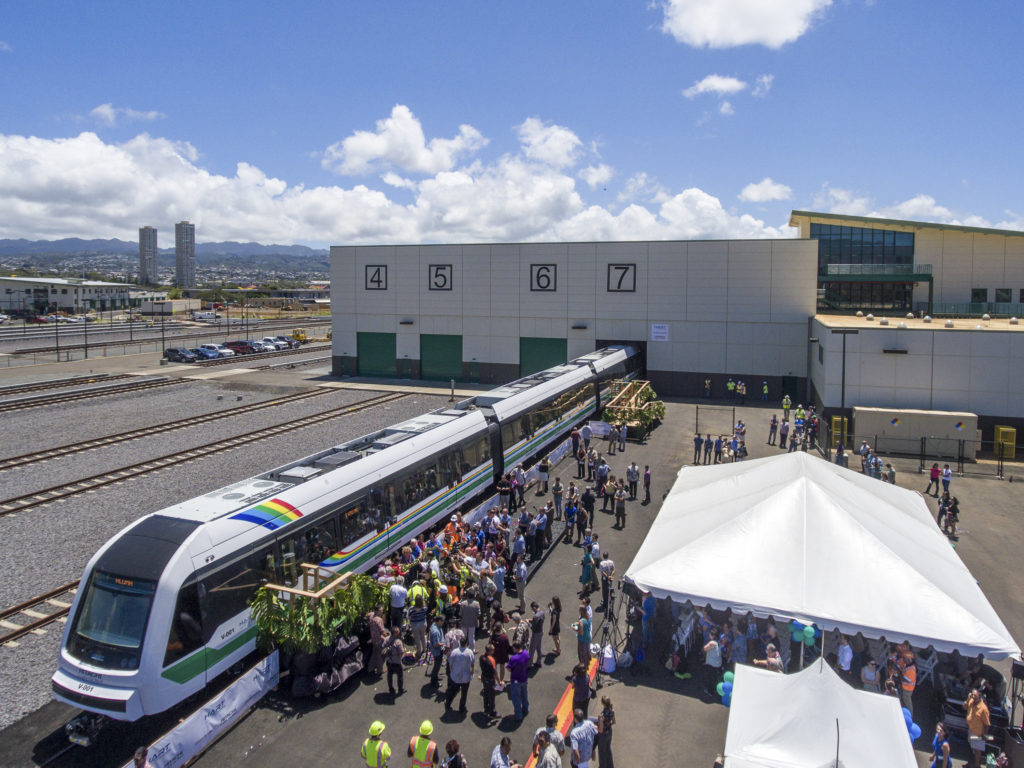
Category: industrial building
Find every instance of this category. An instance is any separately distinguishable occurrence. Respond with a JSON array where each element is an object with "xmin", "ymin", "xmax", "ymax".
[
  {"xmin": 329, "ymin": 211, "xmax": 1024, "ymax": 433},
  {"xmin": 0, "ymin": 276, "xmax": 133, "ymax": 314}
]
